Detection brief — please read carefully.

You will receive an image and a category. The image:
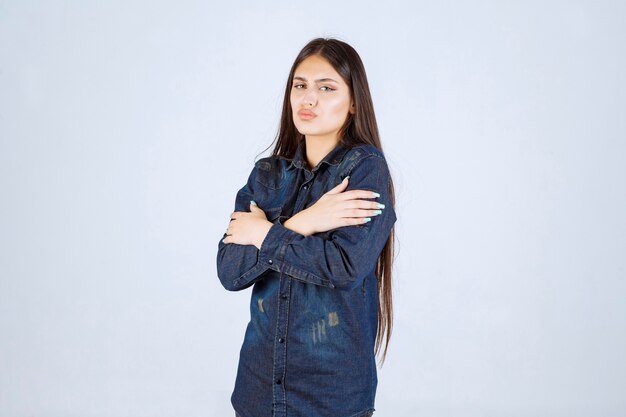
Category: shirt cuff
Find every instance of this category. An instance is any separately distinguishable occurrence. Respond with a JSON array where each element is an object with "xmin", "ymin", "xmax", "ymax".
[
  {"xmin": 258, "ymin": 222, "xmax": 298, "ymax": 272},
  {"xmin": 257, "ymin": 223, "xmax": 334, "ymax": 287},
  {"xmin": 276, "ymin": 215, "xmax": 290, "ymax": 226}
]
